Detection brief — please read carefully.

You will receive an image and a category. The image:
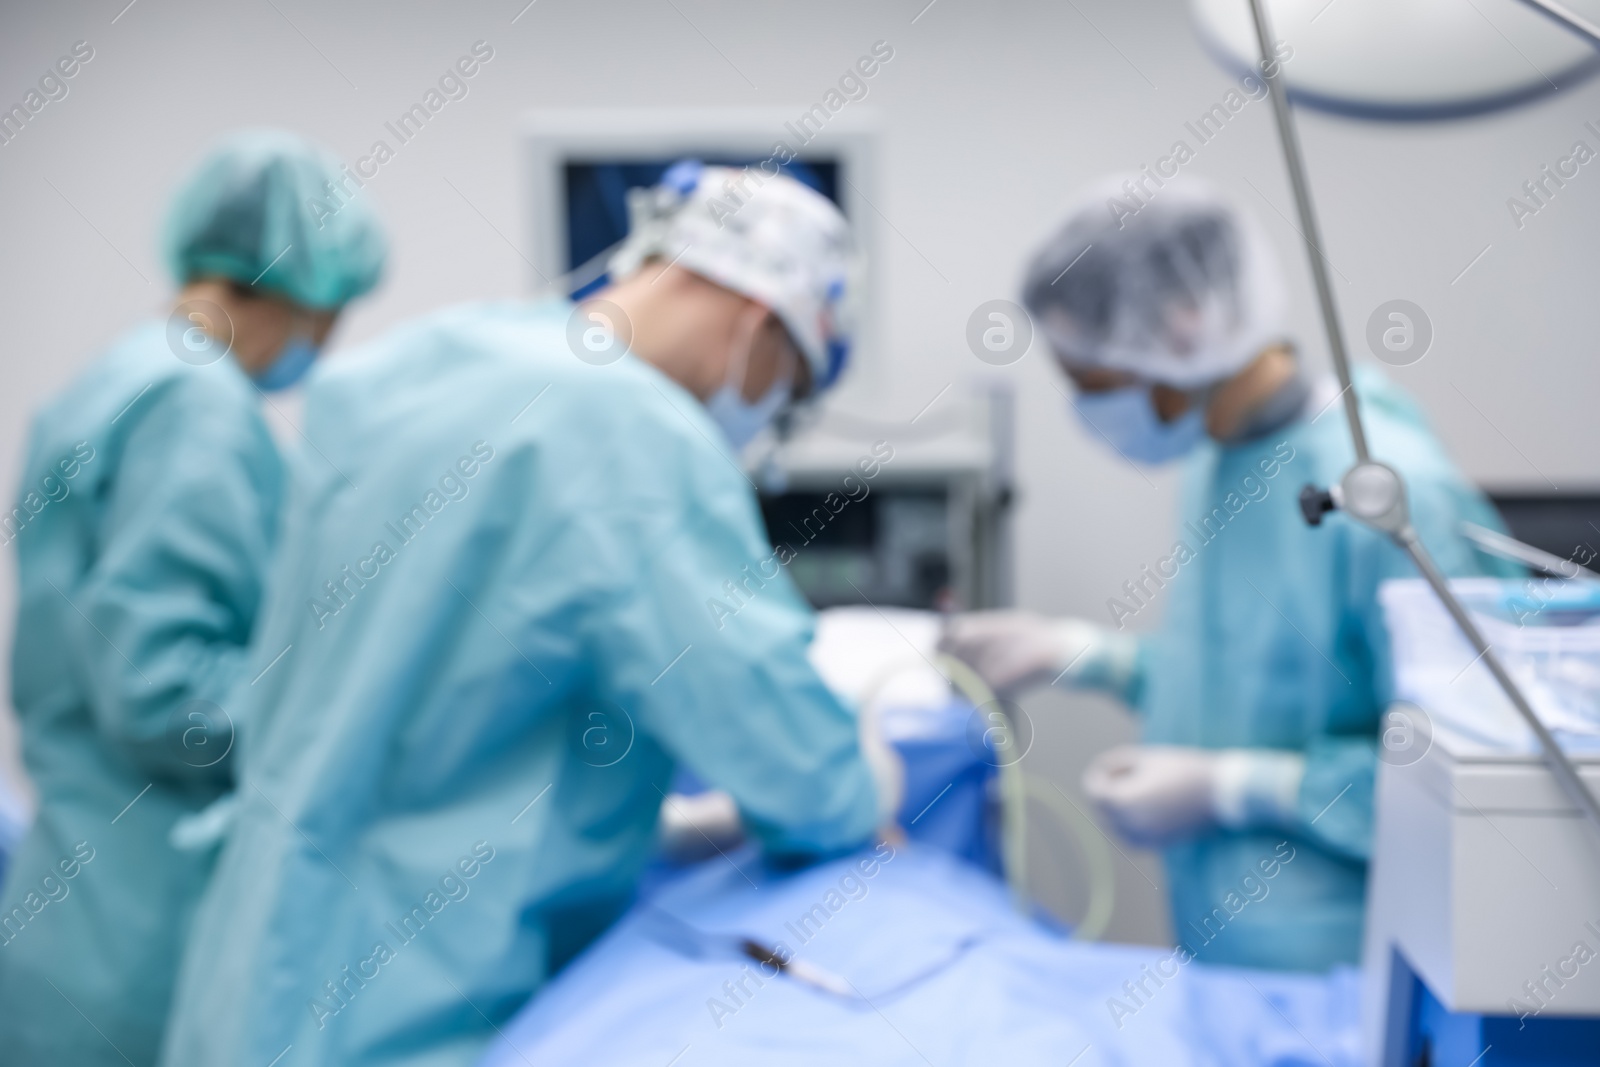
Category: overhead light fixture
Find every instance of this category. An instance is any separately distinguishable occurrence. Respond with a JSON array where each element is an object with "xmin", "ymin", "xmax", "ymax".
[{"xmin": 1192, "ymin": 0, "xmax": 1600, "ymax": 119}]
